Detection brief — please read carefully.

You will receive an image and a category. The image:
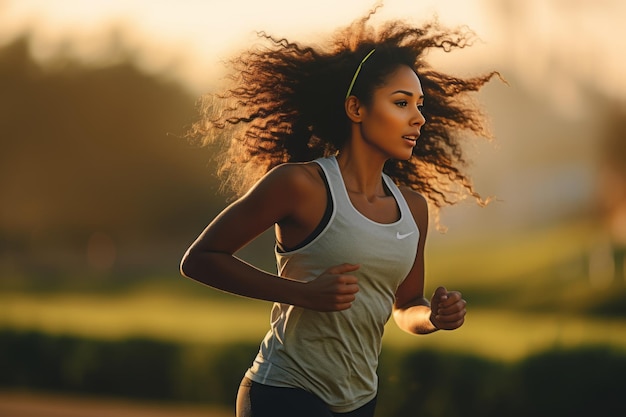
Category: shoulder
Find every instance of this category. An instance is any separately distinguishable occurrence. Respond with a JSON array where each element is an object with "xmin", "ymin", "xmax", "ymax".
[
  {"xmin": 399, "ymin": 186, "xmax": 428, "ymax": 215},
  {"xmin": 252, "ymin": 161, "xmax": 325, "ymax": 202},
  {"xmin": 231, "ymin": 161, "xmax": 325, "ymax": 225},
  {"xmin": 399, "ymin": 186, "xmax": 429, "ymax": 232},
  {"xmin": 265, "ymin": 161, "xmax": 324, "ymax": 190}
]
